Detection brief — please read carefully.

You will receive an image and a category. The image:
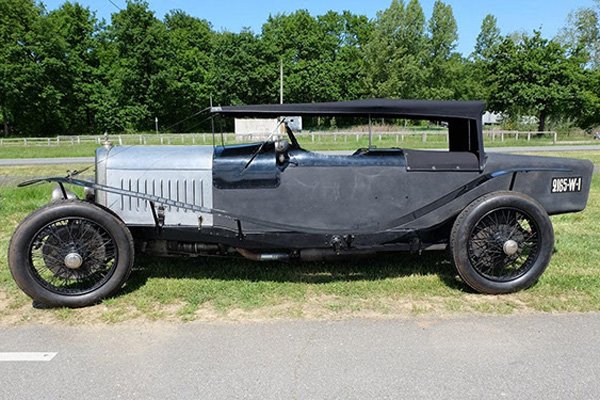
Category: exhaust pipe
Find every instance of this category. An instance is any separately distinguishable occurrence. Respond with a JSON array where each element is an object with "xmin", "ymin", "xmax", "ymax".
[
  {"xmin": 236, "ymin": 248, "xmax": 375, "ymax": 262},
  {"xmin": 236, "ymin": 248, "xmax": 290, "ymax": 261}
]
